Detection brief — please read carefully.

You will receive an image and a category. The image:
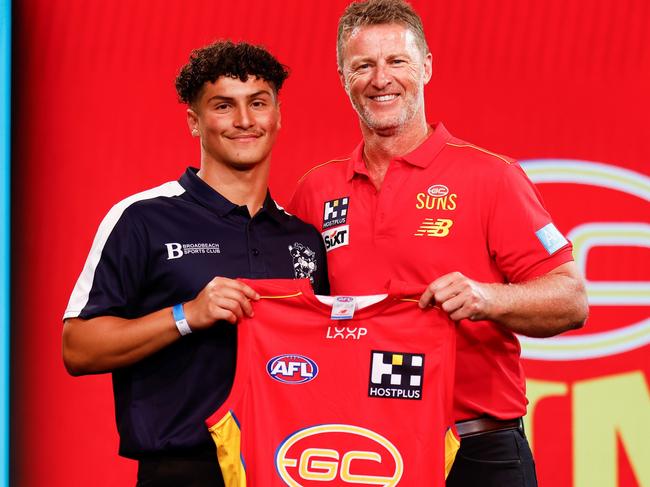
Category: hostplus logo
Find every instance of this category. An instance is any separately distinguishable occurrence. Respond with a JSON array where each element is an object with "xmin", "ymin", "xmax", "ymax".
[
  {"xmin": 323, "ymin": 197, "xmax": 349, "ymax": 229},
  {"xmin": 368, "ymin": 350, "xmax": 424, "ymax": 400}
]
